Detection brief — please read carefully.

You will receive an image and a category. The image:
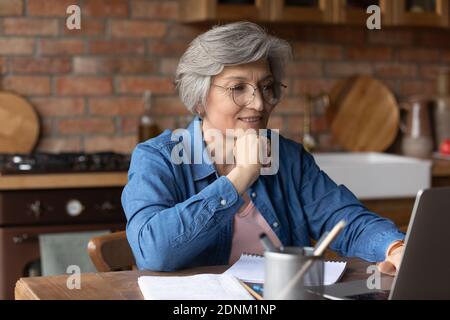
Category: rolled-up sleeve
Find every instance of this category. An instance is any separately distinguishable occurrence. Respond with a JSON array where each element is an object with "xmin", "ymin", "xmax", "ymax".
[
  {"xmin": 299, "ymin": 148, "xmax": 405, "ymax": 262},
  {"xmin": 121, "ymin": 143, "xmax": 243, "ymax": 271}
]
